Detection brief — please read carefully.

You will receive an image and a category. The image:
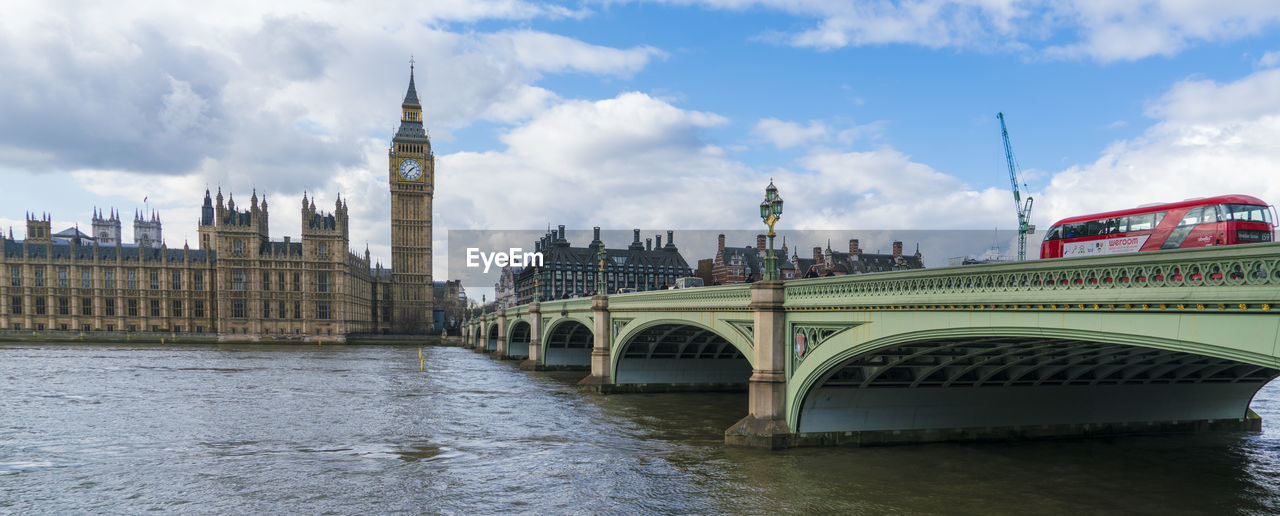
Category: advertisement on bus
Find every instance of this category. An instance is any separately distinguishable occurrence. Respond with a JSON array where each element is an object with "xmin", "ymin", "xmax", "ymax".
[{"xmin": 1062, "ymin": 235, "xmax": 1150, "ymax": 257}]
